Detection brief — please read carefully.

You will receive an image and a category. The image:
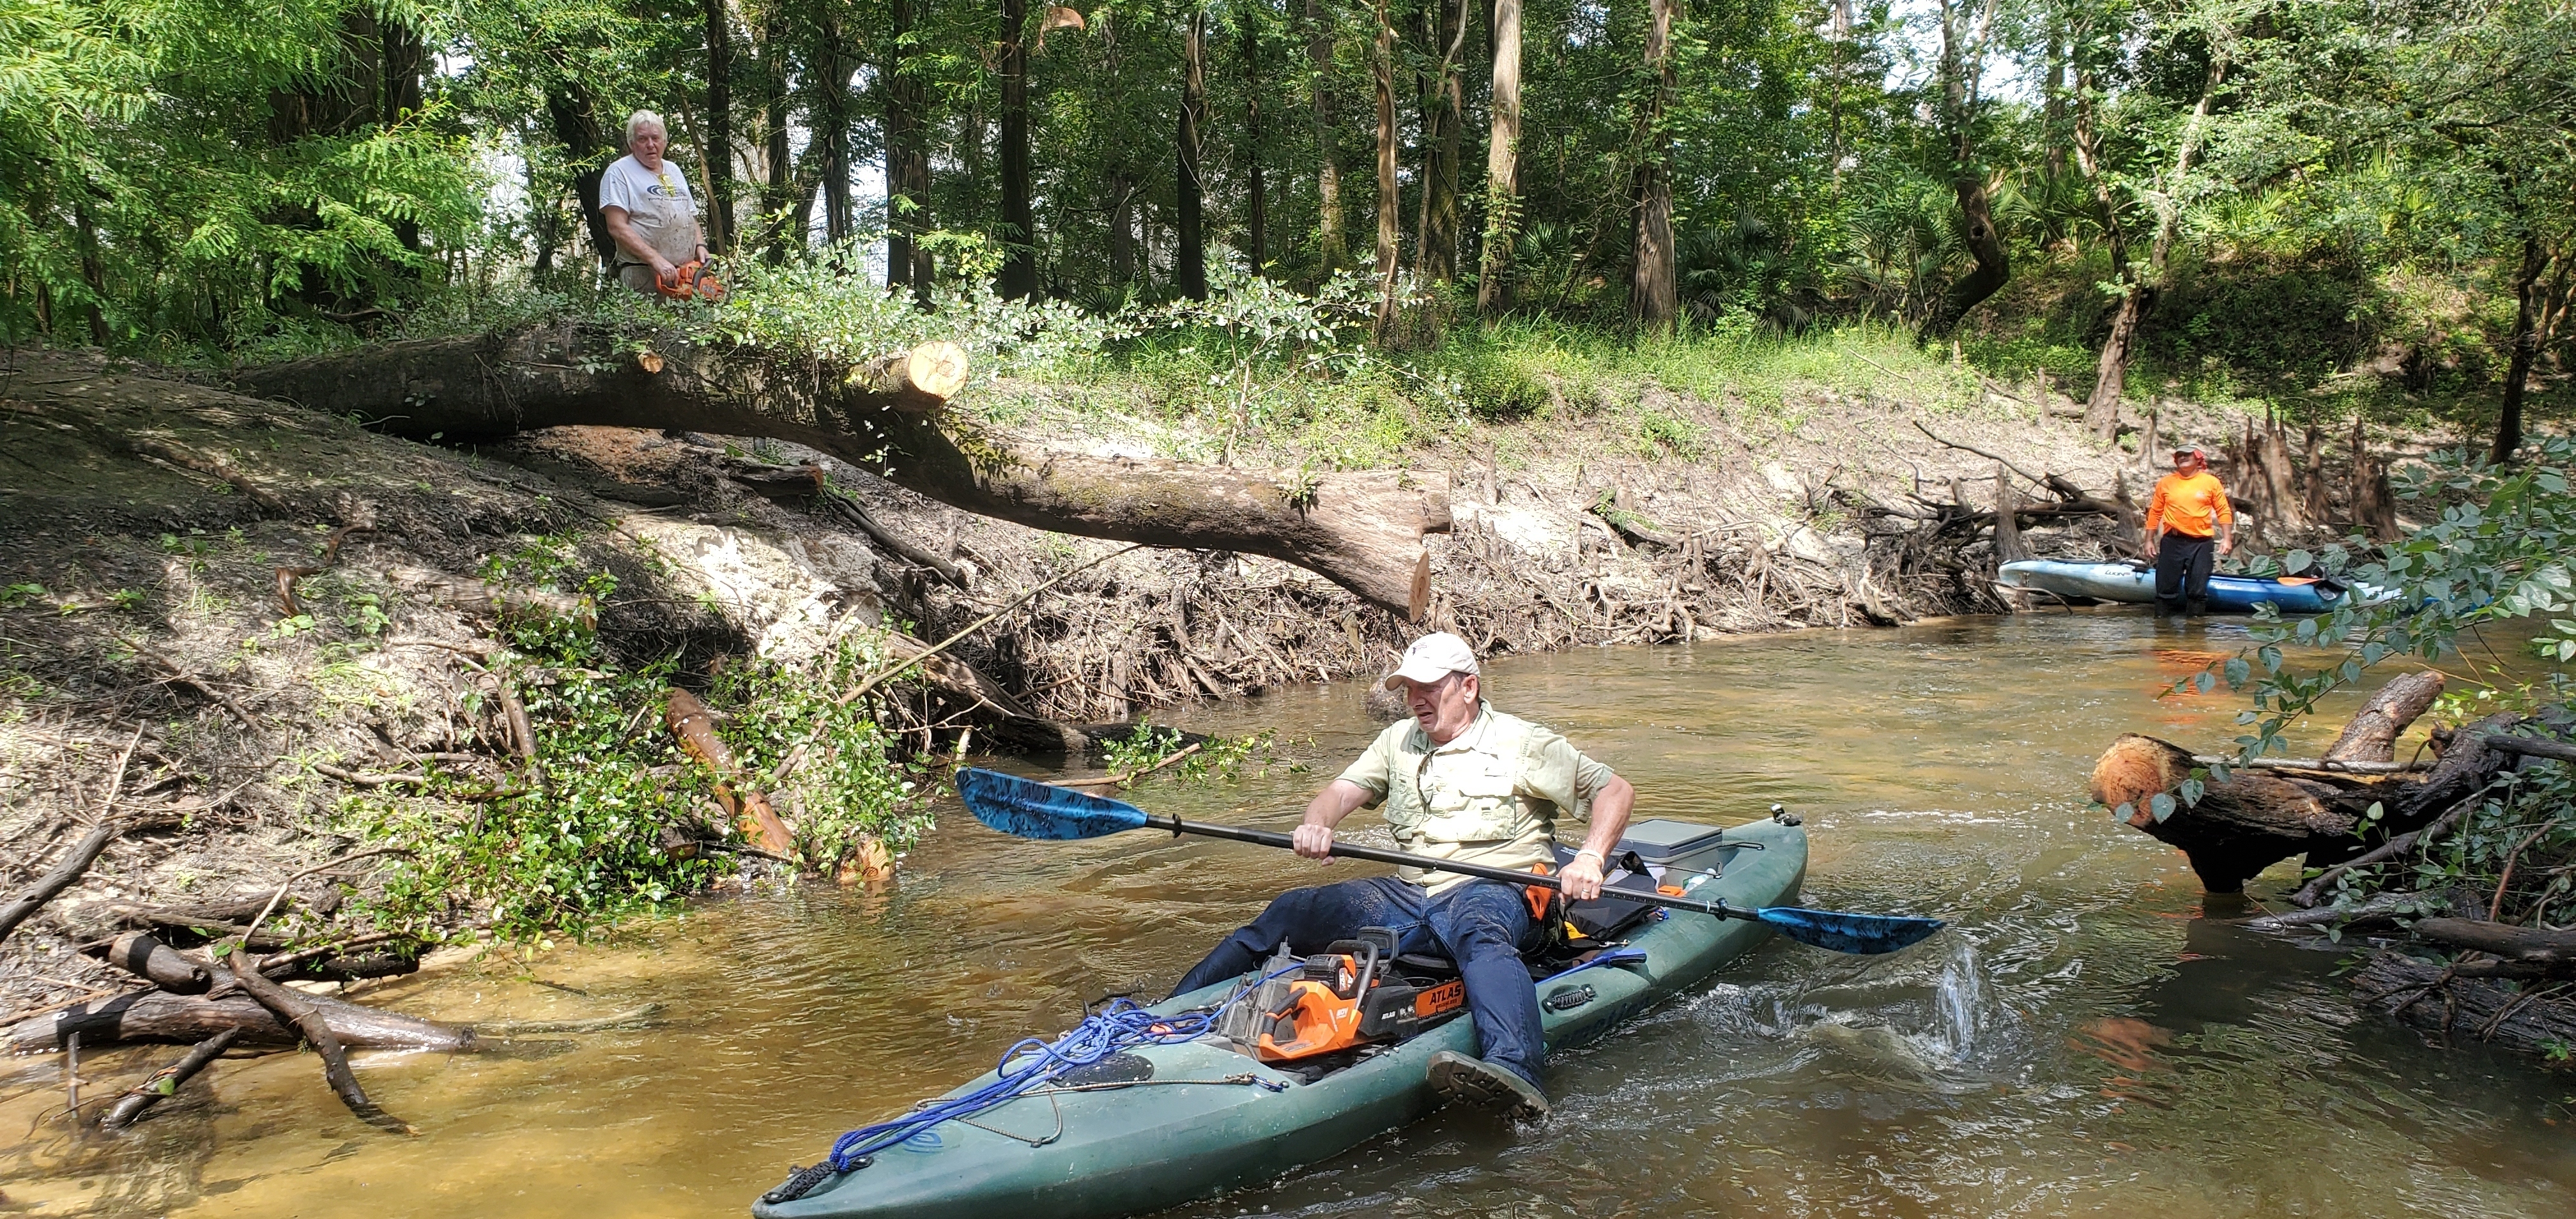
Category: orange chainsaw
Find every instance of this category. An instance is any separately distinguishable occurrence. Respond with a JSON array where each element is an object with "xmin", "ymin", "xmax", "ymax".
[
  {"xmin": 1234, "ymin": 928, "xmax": 1468, "ymax": 1064},
  {"xmin": 655, "ymin": 259, "xmax": 728, "ymax": 303}
]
